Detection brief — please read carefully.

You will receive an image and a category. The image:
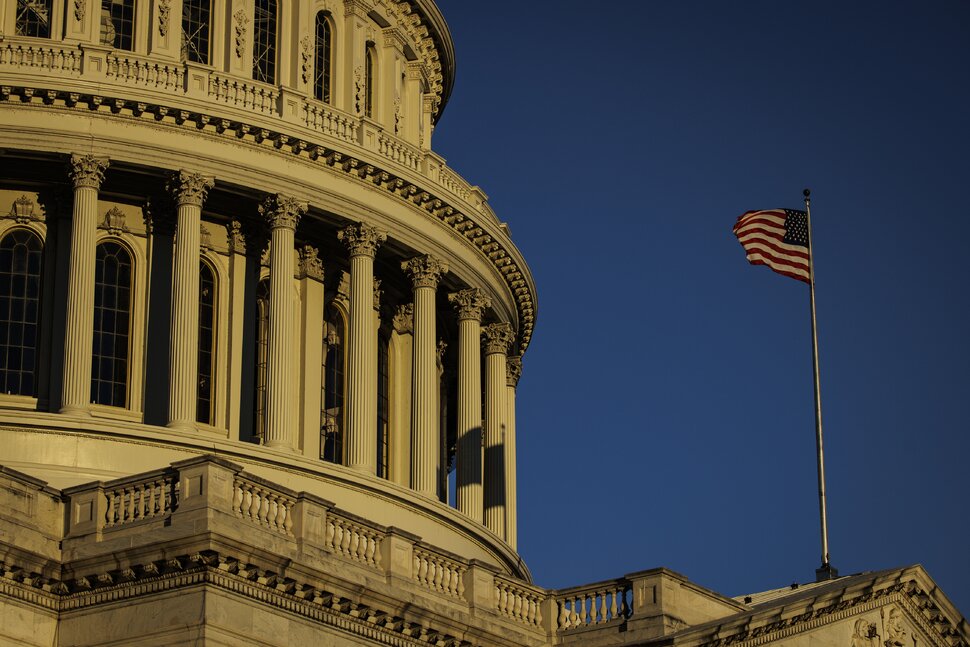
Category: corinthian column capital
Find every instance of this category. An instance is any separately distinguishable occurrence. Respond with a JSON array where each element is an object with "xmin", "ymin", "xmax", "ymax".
[
  {"xmin": 169, "ymin": 170, "xmax": 215, "ymax": 207},
  {"xmin": 482, "ymin": 322, "xmax": 514, "ymax": 356},
  {"xmin": 259, "ymin": 194, "xmax": 308, "ymax": 230},
  {"xmin": 68, "ymin": 154, "xmax": 109, "ymax": 189},
  {"xmin": 338, "ymin": 221, "xmax": 386, "ymax": 258},
  {"xmin": 402, "ymin": 254, "xmax": 448, "ymax": 289},
  {"xmin": 506, "ymin": 355, "xmax": 522, "ymax": 387},
  {"xmin": 449, "ymin": 288, "xmax": 491, "ymax": 322}
]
